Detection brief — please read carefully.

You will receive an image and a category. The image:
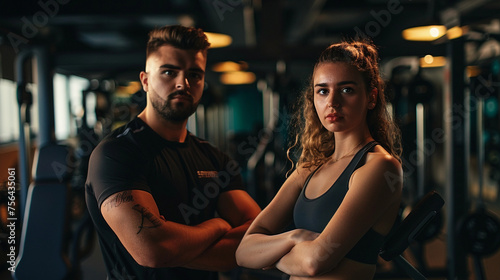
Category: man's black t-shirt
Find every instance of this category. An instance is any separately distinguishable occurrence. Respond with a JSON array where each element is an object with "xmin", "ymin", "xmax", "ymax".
[{"xmin": 85, "ymin": 117, "xmax": 245, "ymax": 280}]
